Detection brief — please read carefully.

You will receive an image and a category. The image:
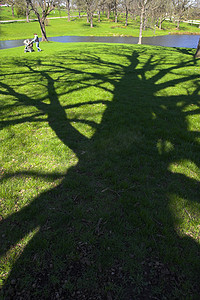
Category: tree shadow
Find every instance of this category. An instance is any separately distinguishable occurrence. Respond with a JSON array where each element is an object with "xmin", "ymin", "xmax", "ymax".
[
  {"xmin": 0, "ymin": 45, "xmax": 200, "ymax": 299},
  {"xmin": 176, "ymin": 47, "xmax": 196, "ymax": 57}
]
